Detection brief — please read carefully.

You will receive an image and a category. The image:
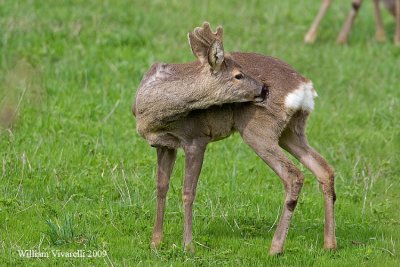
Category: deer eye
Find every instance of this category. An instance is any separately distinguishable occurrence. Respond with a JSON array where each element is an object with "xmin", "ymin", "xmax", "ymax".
[{"xmin": 234, "ymin": 73, "xmax": 244, "ymax": 80}]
